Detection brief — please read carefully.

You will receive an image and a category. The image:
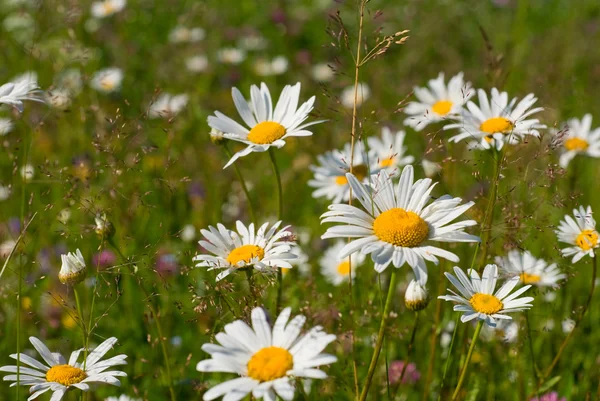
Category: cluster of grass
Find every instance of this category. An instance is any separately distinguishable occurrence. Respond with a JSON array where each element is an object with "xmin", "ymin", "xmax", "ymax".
[{"xmin": 0, "ymin": 0, "xmax": 599, "ymax": 400}]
